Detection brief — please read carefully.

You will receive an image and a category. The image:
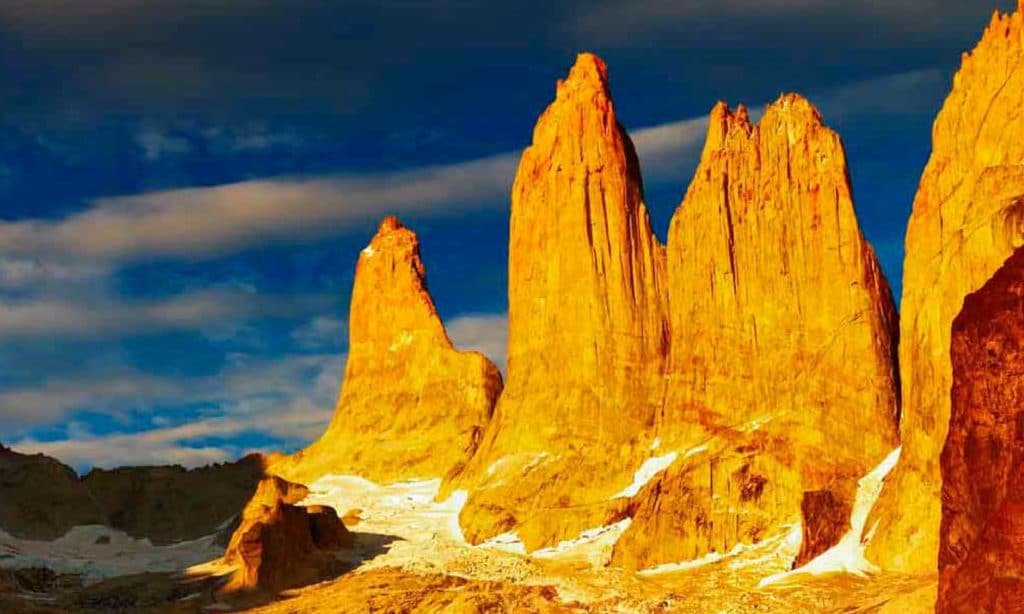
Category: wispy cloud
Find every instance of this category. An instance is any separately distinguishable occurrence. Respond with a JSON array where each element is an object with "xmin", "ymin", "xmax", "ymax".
[
  {"xmin": 0, "ymin": 68, "xmax": 943, "ymax": 271},
  {"xmin": 0, "ymin": 288, "xmax": 338, "ymax": 340},
  {"xmin": 0, "ymin": 153, "xmax": 519, "ymax": 264},
  {"xmin": 446, "ymin": 313, "xmax": 508, "ymax": 370},
  {"xmin": 6, "ymin": 352, "xmax": 343, "ymax": 468}
]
